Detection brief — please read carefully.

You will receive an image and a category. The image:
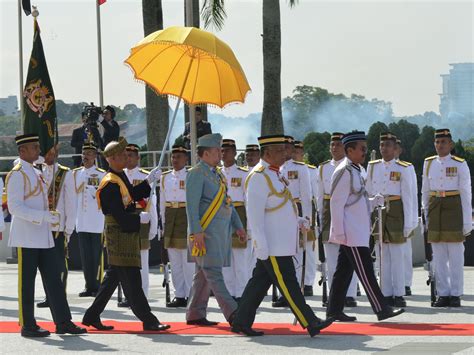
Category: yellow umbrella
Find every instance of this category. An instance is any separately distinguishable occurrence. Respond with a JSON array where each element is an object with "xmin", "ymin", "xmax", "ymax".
[{"xmin": 125, "ymin": 26, "xmax": 250, "ymax": 108}]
